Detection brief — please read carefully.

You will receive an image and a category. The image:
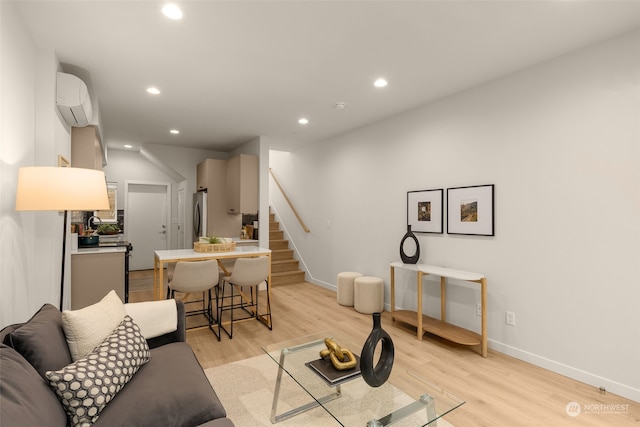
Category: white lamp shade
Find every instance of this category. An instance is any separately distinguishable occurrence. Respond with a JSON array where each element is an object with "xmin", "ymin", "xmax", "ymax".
[{"xmin": 16, "ymin": 167, "xmax": 110, "ymax": 211}]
